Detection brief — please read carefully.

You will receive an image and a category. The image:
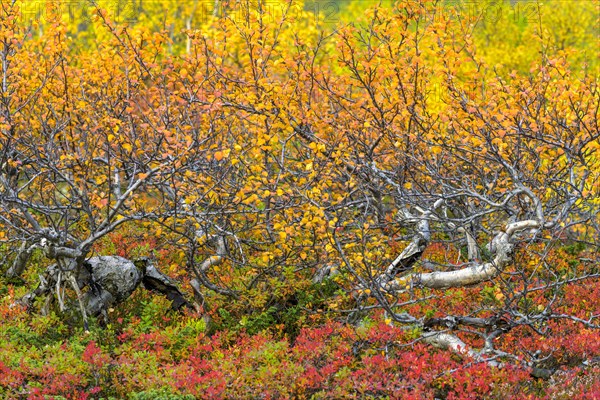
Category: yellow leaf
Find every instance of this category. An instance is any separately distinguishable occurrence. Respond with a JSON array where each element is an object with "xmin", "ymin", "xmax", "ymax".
[
  {"xmin": 214, "ymin": 150, "xmax": 229, "ymax": 161},
  {"xmin": 122, "ymin": 143, "xmax": 132, "ymax": 152}
]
